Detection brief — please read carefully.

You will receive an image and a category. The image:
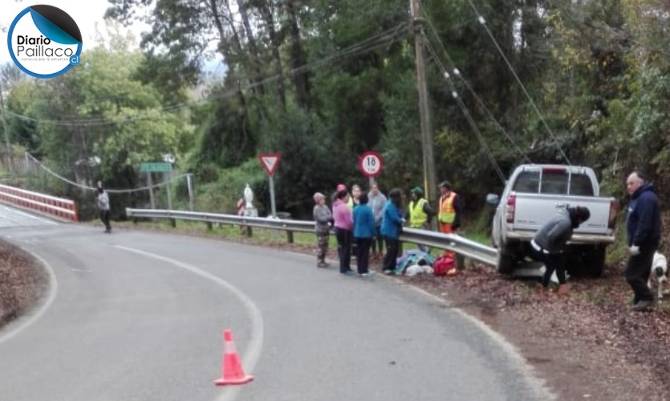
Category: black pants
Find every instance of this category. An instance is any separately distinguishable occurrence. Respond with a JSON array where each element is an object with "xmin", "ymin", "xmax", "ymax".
[
  {"xmin": 625, "ymin": 244, "xmax": 656, "ymax": 303},
  {"xmin": 529, "ymin": 248, "xmax": 565, "ymax": 287},
  {"xmin": 100, "ymin": 210, "xmax": 111, "ymax": 232},
  {"xmin": 371, "ymin": 225, "xmax": 384, "ymax": 254},
  {"xmin": 335, "ymin": 228, "xmax": 352, "ymax": 273},
  {"xmin": 383, "ymin": 237, "xmax": 400, "ymax": 272},
  {"xmin": 355, "ymin": 238, "xmax": 371, "ymax": 274}
]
